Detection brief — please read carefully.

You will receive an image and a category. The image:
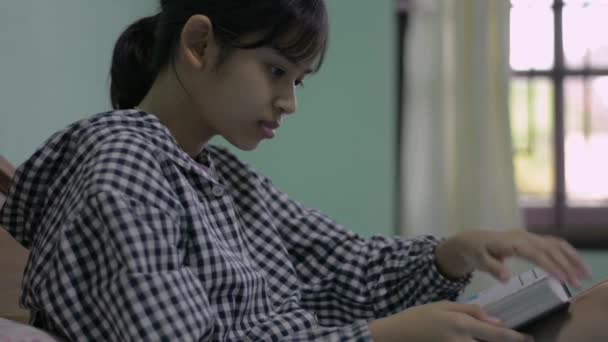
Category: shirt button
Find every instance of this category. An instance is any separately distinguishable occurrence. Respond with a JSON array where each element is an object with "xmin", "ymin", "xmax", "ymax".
[{"xmin": 212, "ymin": 185, "xmax": 225, "ymax": 197}]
